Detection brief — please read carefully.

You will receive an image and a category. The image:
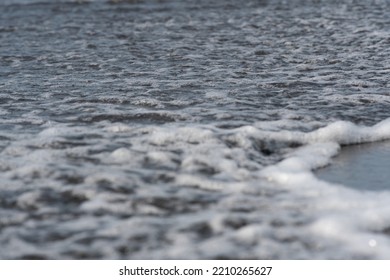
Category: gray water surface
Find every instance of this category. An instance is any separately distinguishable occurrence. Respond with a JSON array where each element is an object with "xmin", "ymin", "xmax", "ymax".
[
  {"xmin": 1, "ymin": 0, "xmax": 390, "ymax": 260},
  {"xmin": 317, "ymin": 141, "xmax": 390, "ymax": 191}
]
